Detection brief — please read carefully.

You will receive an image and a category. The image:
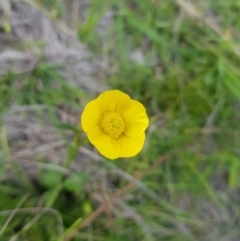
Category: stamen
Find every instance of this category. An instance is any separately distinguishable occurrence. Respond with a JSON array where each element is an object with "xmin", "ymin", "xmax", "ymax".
[{"xmin": 101, "ymin": 112, "xmax": 125, "ymax": 138}]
